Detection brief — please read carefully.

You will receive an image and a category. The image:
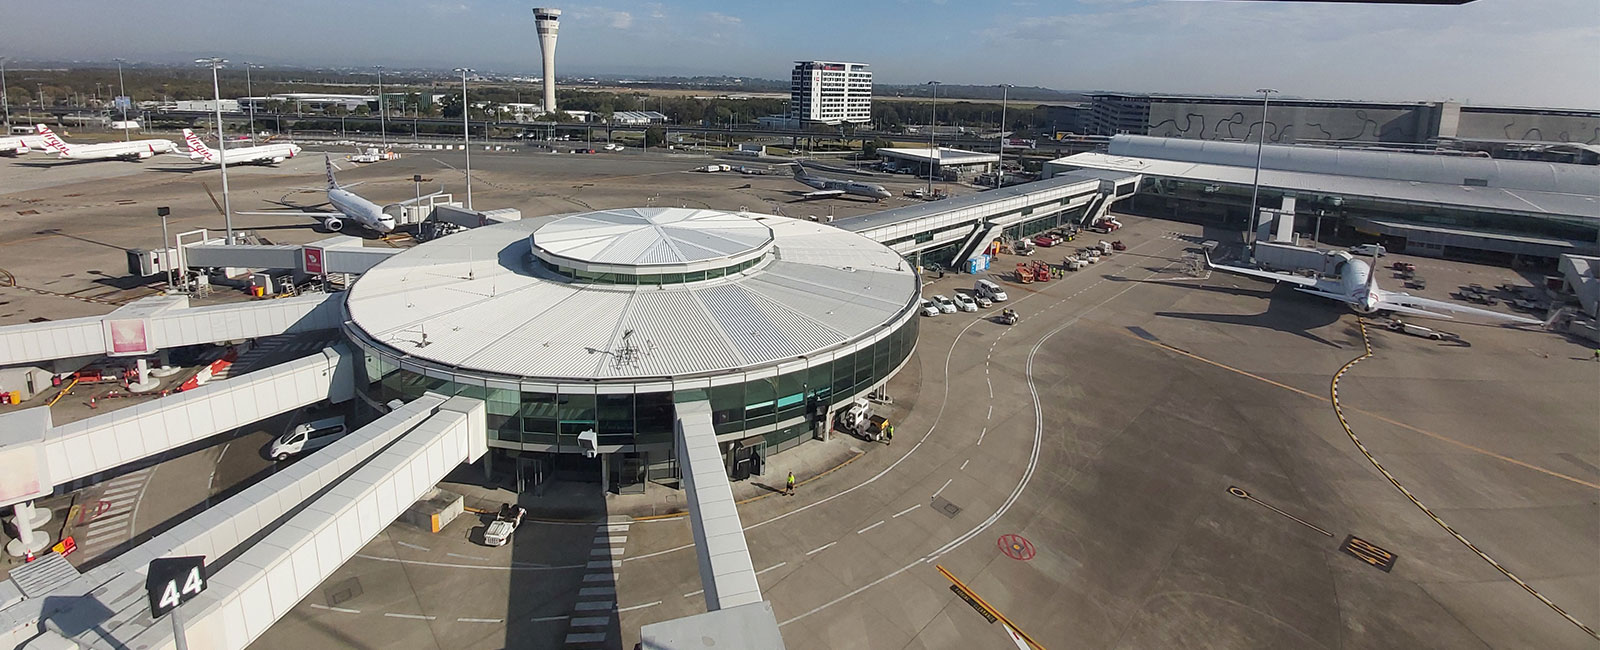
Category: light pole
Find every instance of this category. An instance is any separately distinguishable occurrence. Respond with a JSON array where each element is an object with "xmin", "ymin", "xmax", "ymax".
[
  {"xmin": 113, "ymin": 58, "xmax": 130, "ymax": 141},
  {"xmin": 375, "ymin": 65, "xmax": 387, "ymax": 149},
  {"xmin": 197, "ymin": 58, "xmax": 233, "ymax": 244},
  {"xmin": 1, "ymin": 57, "xmax": 10, "ymax": 134},
  {"xmin": 243, "ymin": 63, "xmax": 259, "ymax": 143},
  {"xmin": 996, "ymin": 83, "xmax": 1012, "ymax": 188},
  {"xmin": 454, "ymin": 67, "xmax": 474, "ymax": 210},
  {"xmin": 1246, "ymin": 87, "xmax": 1277, "ymax": 252},
  {"xmin": 926, "ymin": 80, "xmax": 941, "ymax": 197}
]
